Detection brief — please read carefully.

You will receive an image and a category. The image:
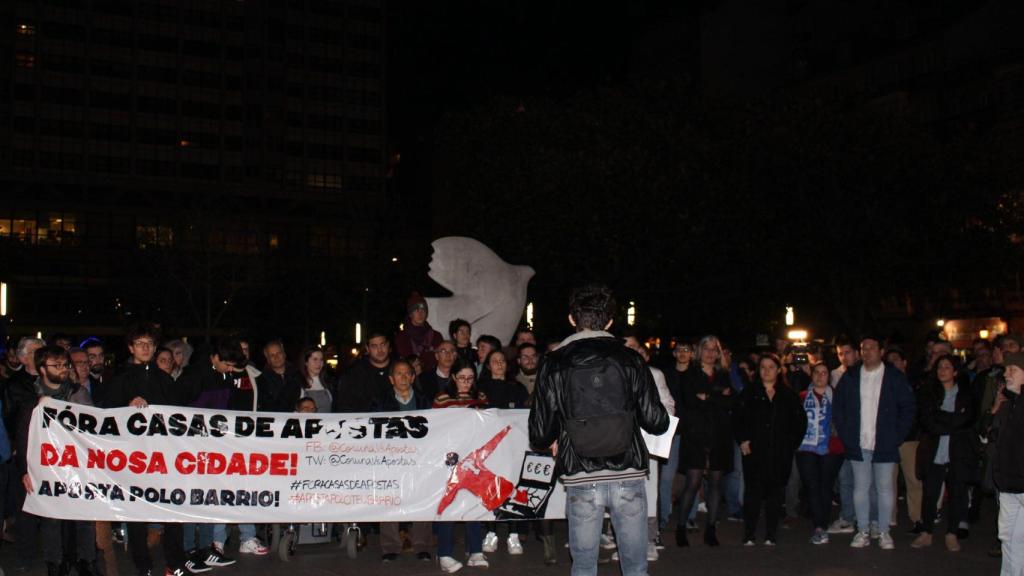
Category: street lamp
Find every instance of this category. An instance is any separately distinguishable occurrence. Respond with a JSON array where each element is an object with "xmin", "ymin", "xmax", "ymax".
[
  {"xmin": 0, "ymin": 282, "xmax": 7, "ymax": 316},
  {"xmin": 785, "ymin": 306, "xmax": 795, "ymax": 327},
  {"xmin": 525, "ymin": 302, "xmax": 534, "ymax": 331},
  {"xmin": 320, "ymin": 331, "xmax": 326, "ymax": 347},
  {"xmin": 627, "ymin": 301, "xmax": 637, "ymax": 327},
  {"xmin": 355, "ymin": 323, "xmax": 362, "ymax": 344}
]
